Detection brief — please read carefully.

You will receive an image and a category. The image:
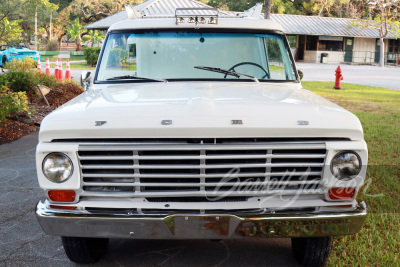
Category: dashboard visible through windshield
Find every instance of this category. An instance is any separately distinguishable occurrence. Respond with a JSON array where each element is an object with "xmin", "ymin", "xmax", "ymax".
[{"xmin": 96, "ymin": 31, "xmax": 297, "ymax": 82}]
